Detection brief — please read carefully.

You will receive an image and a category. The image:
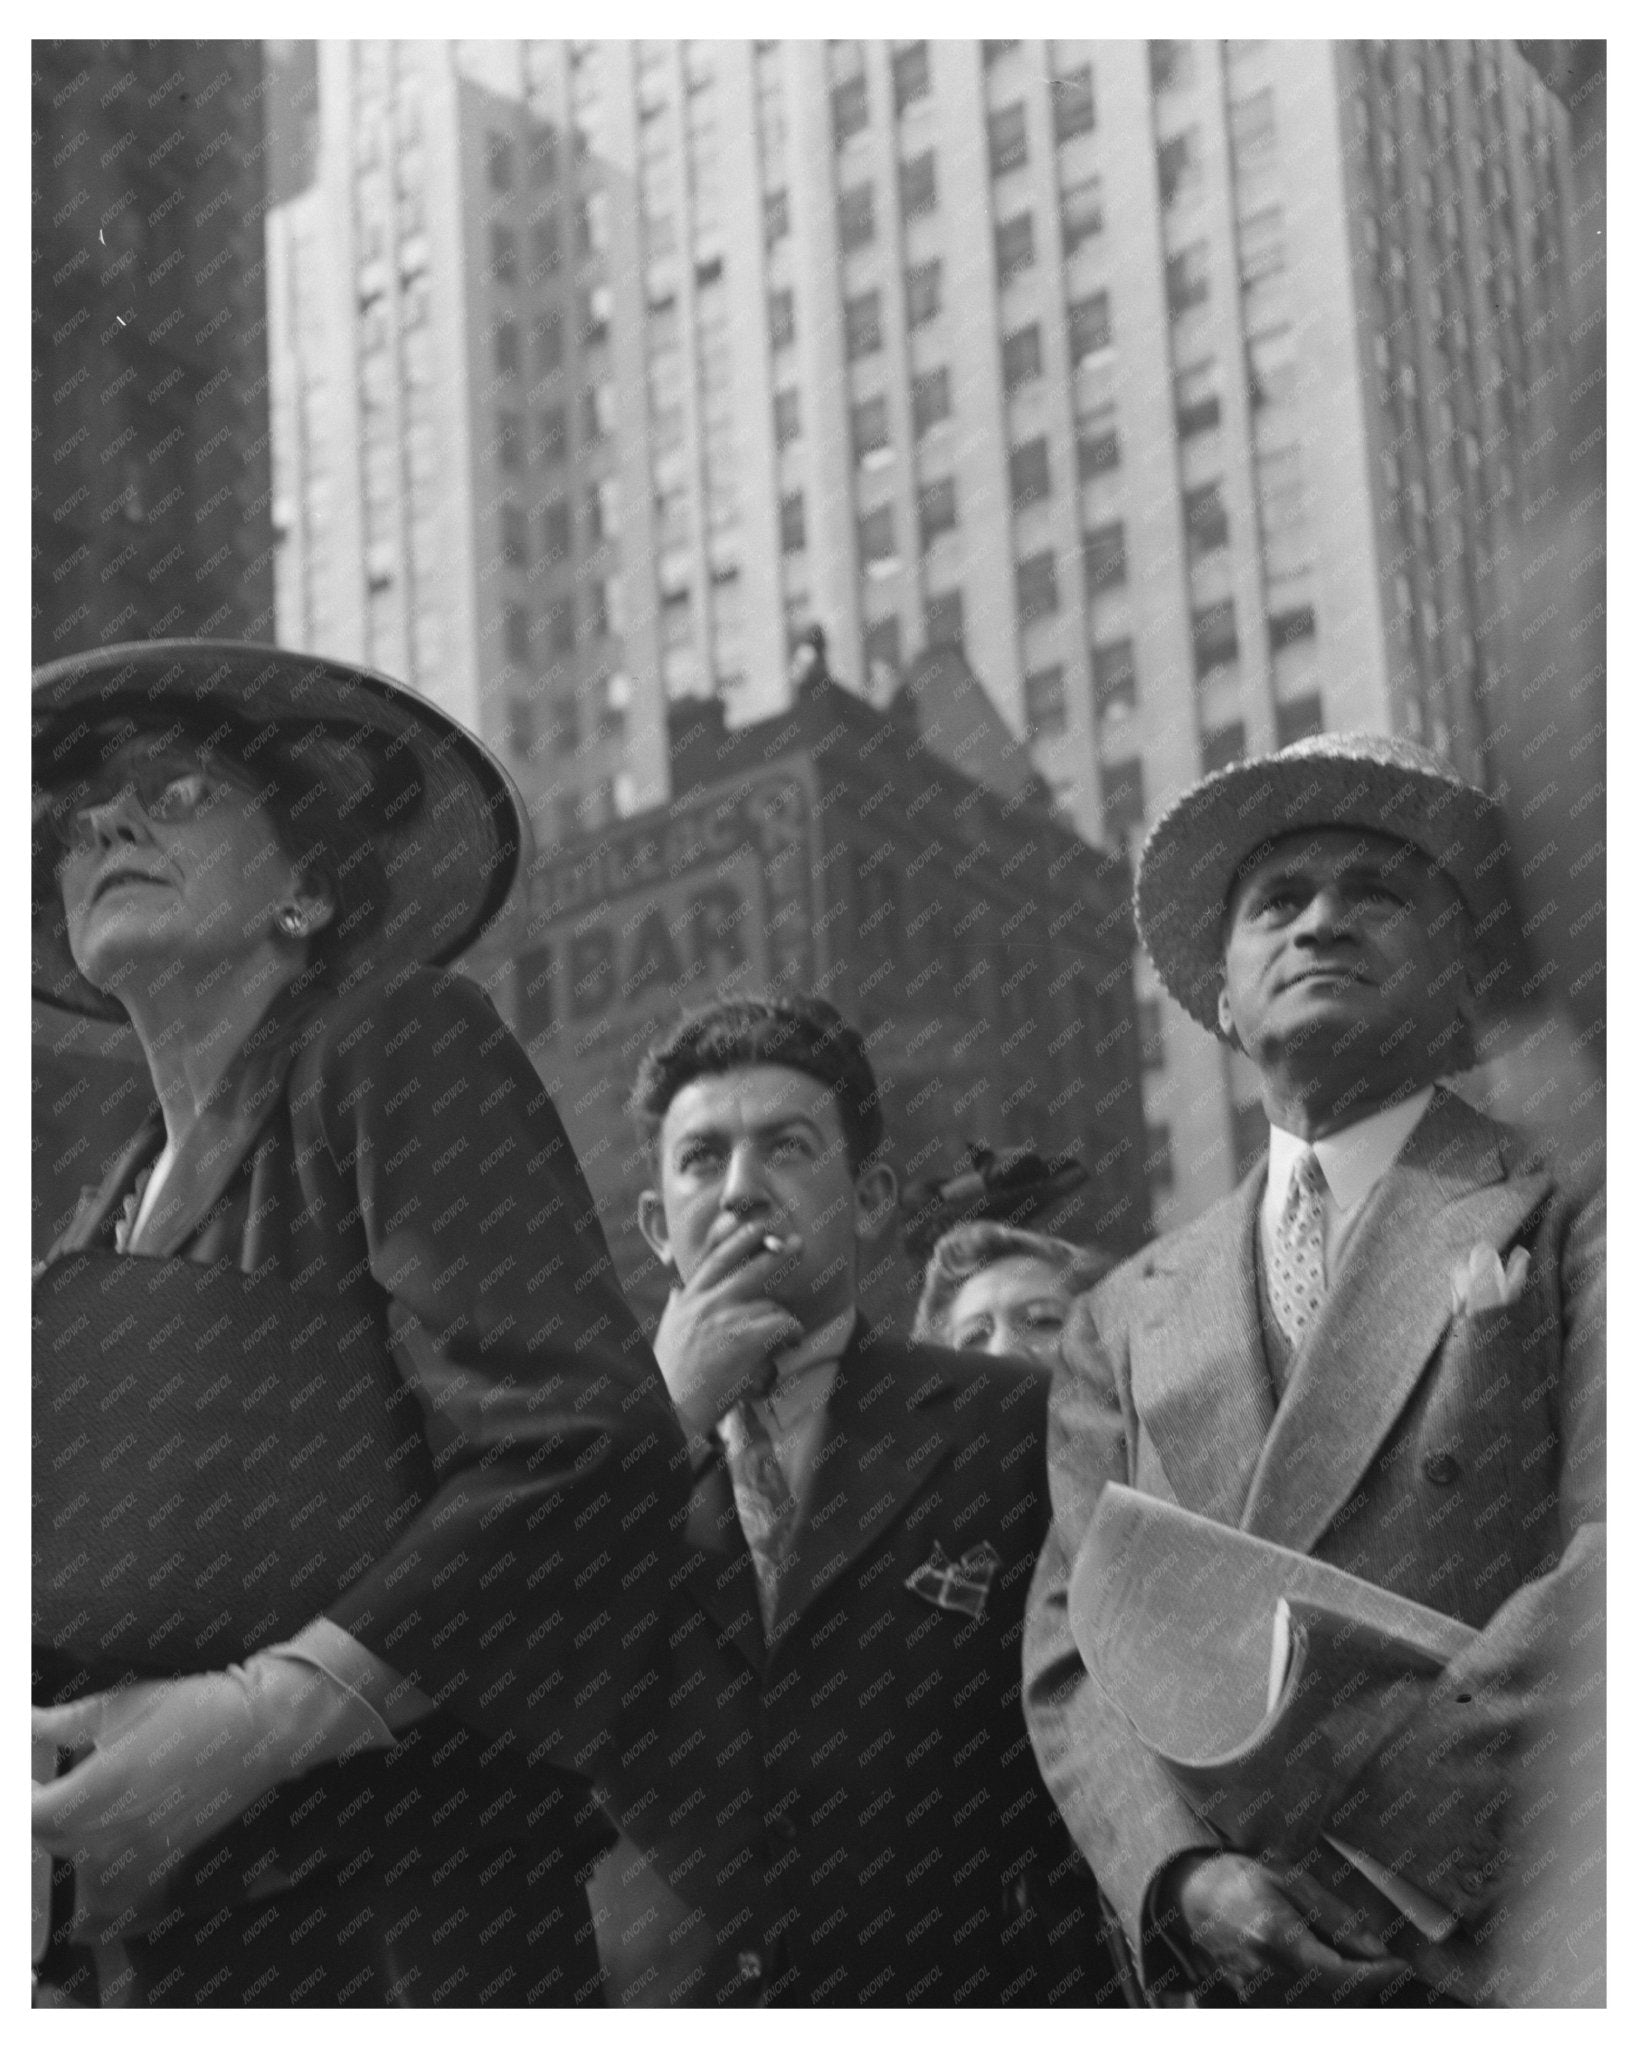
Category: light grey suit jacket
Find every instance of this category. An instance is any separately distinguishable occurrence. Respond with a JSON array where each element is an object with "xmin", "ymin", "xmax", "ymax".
[{"xmin": 1023, "ymin": 1089, "xmax": 1604, "ymax": 2005}]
